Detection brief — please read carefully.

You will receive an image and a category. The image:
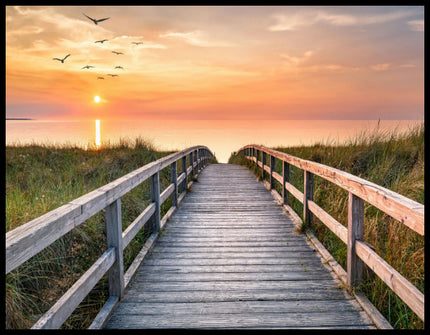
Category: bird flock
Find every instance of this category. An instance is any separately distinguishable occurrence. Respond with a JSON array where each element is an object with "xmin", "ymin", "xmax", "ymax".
[{"xmin": 52, "ymin": 12, "xmax": 143, "ymax": 81}]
